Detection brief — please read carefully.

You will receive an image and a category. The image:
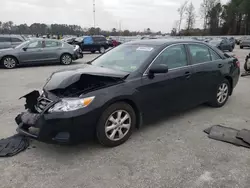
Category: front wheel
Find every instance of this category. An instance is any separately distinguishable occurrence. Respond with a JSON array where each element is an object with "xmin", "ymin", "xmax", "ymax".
[
  {"xmin": 60, "ymin": 54, "xmax": 72, "ymax": 65},
  {"xmin": 1, "ymin": 56, "xmax": 17, "ymax": 69},
  {"xmin": 96, "ymin": 102, "xmax": 136, "ymax": 147},
  {"xmin": 240, "ymin": 46, "xmax": 243, "ymax": 49},
  {"xmin": 208, "ymin": 79, "xmax": 230, "ymax": 108}
]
